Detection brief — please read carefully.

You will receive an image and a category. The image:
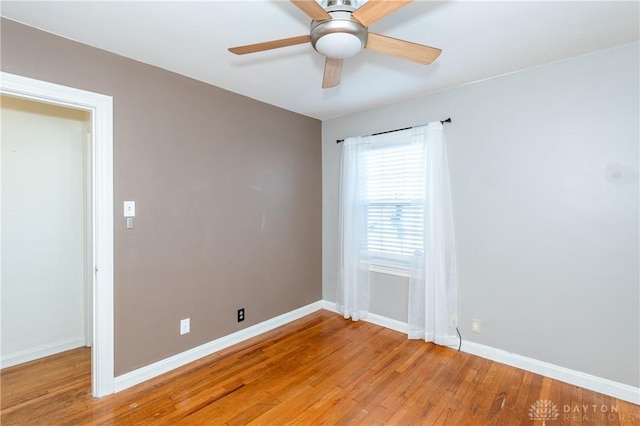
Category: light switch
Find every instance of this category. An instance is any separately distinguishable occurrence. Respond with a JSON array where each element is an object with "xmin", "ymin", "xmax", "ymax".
[{"xmin": 124, "ymin": 201, "xmax": 135, "ymax": 217}]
